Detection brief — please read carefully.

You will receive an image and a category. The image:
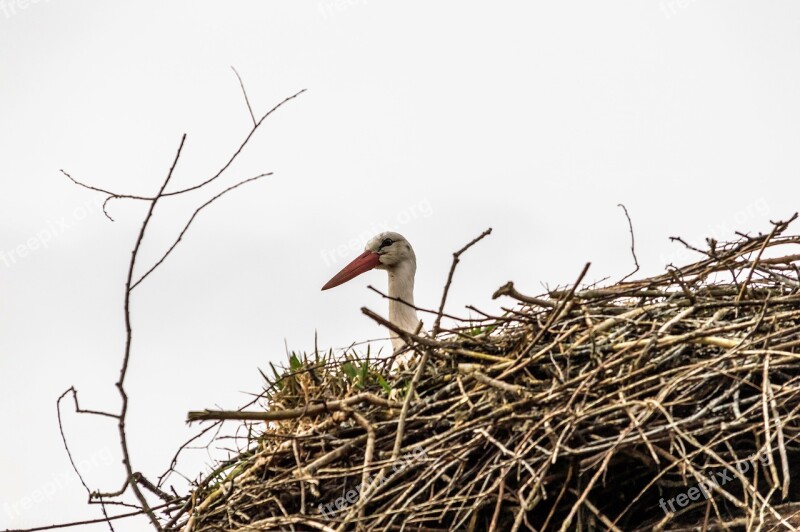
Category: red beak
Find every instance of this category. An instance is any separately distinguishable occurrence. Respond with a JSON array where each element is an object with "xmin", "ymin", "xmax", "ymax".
[{"xmin": 321, "ymin": 251, "xmax": 381, "ymax": 290}]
